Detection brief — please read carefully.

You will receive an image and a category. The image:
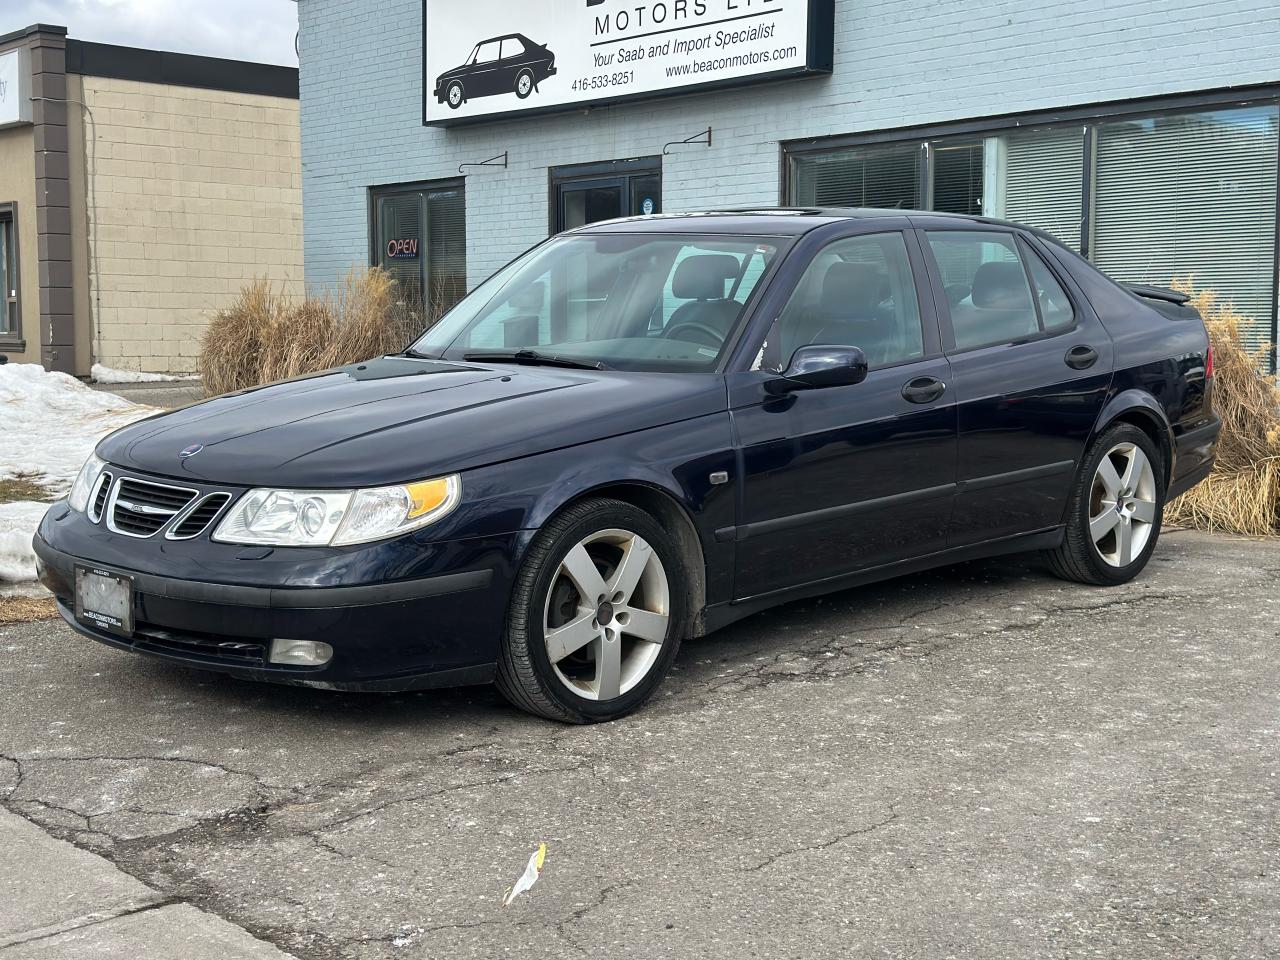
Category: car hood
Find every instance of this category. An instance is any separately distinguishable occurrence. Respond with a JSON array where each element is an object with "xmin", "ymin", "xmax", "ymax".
[
  {"xmin": 436, "ymin": 64, "xmax": 471, "ymax": 83},
  {"xmin": 97, "ymin": 356, "xmax": 727, "ymax": 488}
]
